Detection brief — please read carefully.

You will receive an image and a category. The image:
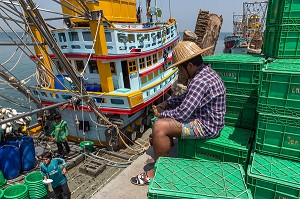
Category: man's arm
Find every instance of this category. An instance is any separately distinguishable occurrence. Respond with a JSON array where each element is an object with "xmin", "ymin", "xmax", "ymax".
[
  {"xmin": 57, "ymin": 158, "xmax": 67, "ymax": 174},
  {"xmin": 40, "ymin": 166, "xmax": 47, "ymax": 180},
  {"xmin": 161, "ymin": 80, "xmax": 209, "ymax": 121}
]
